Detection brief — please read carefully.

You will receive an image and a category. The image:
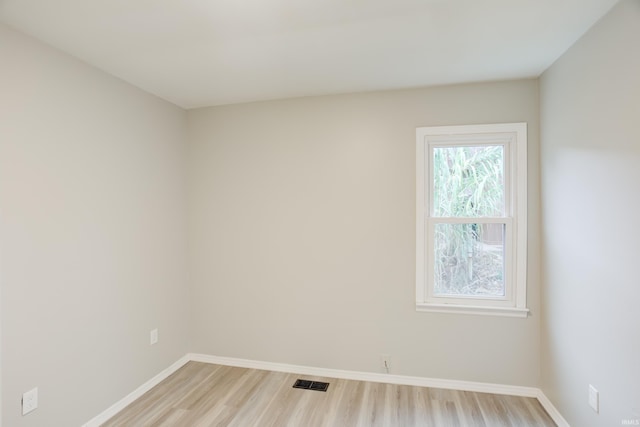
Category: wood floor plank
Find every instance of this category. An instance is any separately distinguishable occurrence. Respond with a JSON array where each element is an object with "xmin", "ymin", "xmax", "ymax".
[
  {"xmin": 225, "ymin": 371, "xmax": 290, "ymax": 427},
  {"xmin": 102, "ymin": 362, "xmax": 557, "ymax": 426}
]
